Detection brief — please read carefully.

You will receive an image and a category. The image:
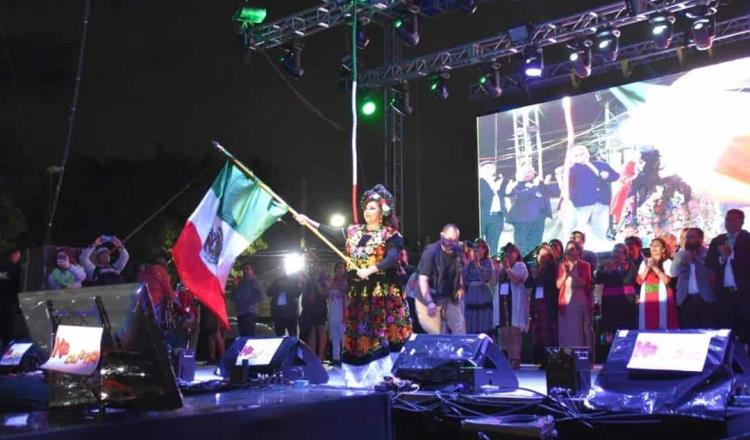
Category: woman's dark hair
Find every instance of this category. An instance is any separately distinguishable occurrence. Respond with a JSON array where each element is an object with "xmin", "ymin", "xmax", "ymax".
[
  {"xmin": 502, "ymin": 243, "xmax": 520, "ymax": 261},
  {"xmin": 650, "ymin": 237, "xmax": 671, "ymax": 263},
  {"xmin": 361, "ymin": 187, "xmax": 399, "ymax": 230},
  {"xmin": 473, "ymin": 239, "xmax": 489, "ymax": 260},
  {"xmin": 536, "ymin": 244, "xmax": 556, "ymax": 267}
]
